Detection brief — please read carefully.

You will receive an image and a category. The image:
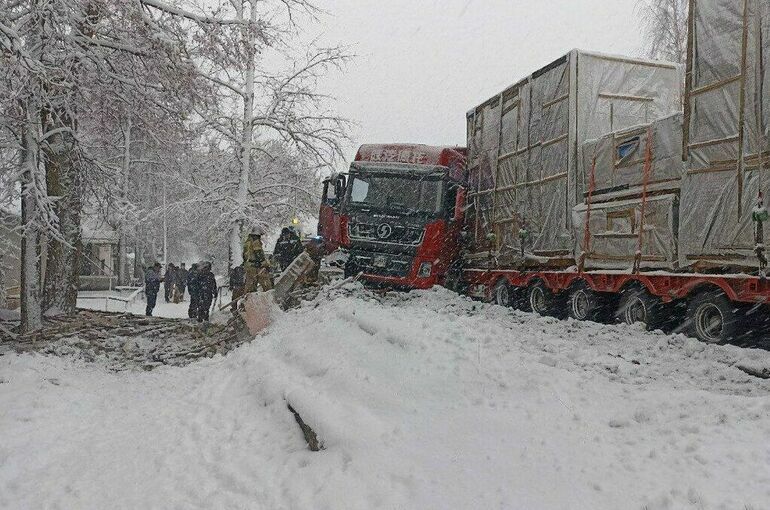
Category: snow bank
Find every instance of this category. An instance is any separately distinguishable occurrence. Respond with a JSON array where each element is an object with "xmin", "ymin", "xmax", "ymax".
[{"xmin": 2, "ymin": 284, "xmax": 770, "ymax": 509}]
